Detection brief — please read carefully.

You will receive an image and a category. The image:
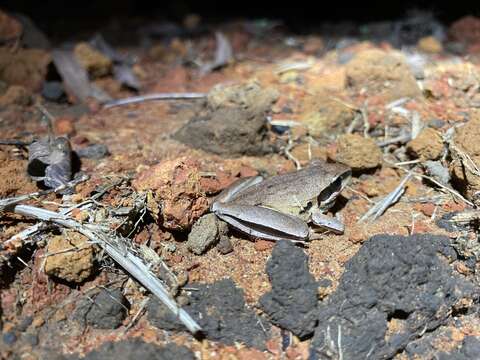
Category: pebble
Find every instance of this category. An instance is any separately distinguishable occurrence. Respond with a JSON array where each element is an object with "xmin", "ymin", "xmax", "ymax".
[
  {"xmin": 42, "ymin": 81, "xmax": 65, "ymax": 101},
  {"xmin": 2, "ymin": 331, "xmax": 17, "ymax": 345},
  {"xmin": 76, "ymin": 144, "xmax": 110, "ymax": 159}
]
